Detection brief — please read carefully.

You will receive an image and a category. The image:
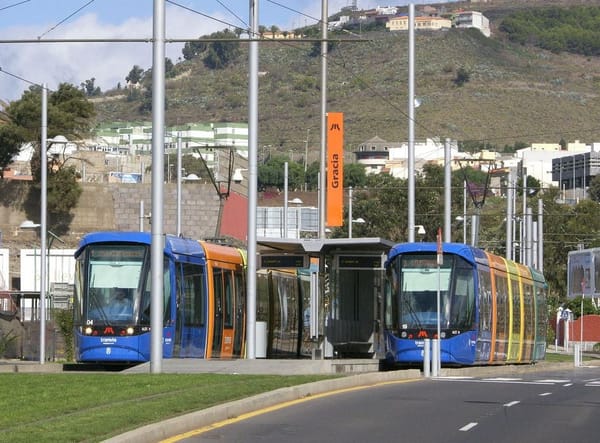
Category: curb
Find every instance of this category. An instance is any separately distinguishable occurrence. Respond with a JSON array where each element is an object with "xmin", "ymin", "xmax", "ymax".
[{"xmin": 103, "ymin": 369, "xmax": 422, "ymax": 443}]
